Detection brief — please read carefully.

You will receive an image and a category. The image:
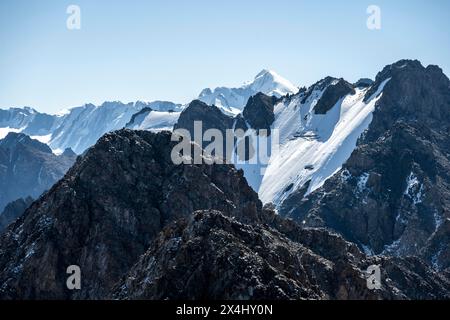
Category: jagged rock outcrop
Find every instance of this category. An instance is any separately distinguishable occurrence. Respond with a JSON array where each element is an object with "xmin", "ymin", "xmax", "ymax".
[
  {"xmin": 174, "ymin": 94, "xmax": 277, "ymax": 163},
  {"xmin": 175, "ymin": 93, "xmax": 278, "ymax": 140},
  {"xmin": 300, "ymin": 76, "xmax": 338, "ymax": 104},
  {"xmin": 114, "ymin": 209, "xmax": 449, "ymax": 300},
  {"xmin": 0, "ymin": 197, "xmax": 33, "ymax": 233},
  {"xmin": 314, "ymin": 79, "xmax": 355, "ymax": 114},
  {"xmin": 0, "ymin": 133, "xmax": 76, "ymax": 212},
  {"xmin": 280, "ymin": 60, "xmax": 450, "ymax": 271},
  {"xmin": 242, "ymin": 93, "xmax": 277, "ymax": 133},
  {"xmin": 174, "ymin": 100, "xmax": 234, "ymax": 142}
]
